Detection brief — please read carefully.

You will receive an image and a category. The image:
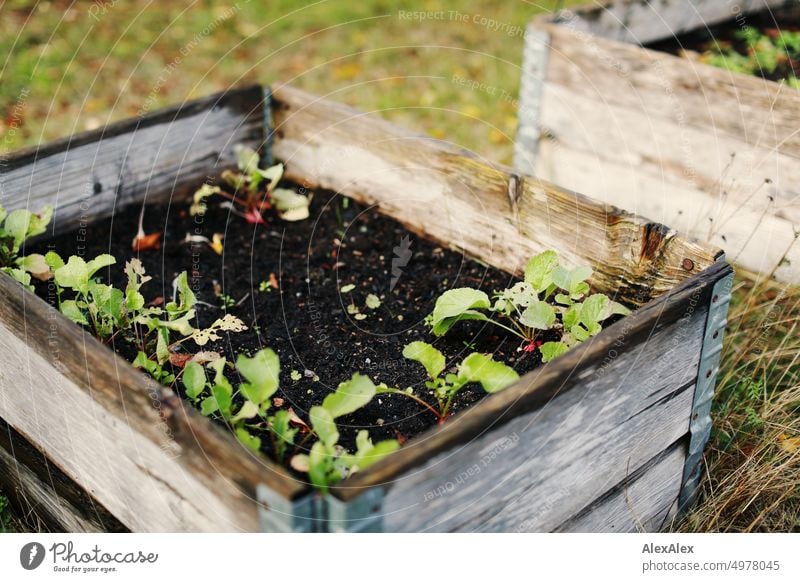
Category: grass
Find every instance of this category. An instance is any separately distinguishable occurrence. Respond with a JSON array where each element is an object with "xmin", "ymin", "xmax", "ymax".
[{"xmin": 1, "ymin": 0, "xmax": 798, "ymax": 533}]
